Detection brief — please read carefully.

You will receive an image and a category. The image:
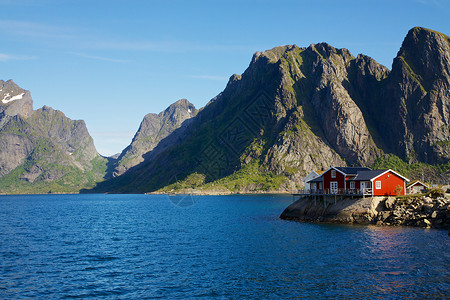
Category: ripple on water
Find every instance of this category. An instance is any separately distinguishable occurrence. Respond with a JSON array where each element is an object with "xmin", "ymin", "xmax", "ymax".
[{"xmin": 0, "ymin": 194, "xmax": 448, "ymax": 299}]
